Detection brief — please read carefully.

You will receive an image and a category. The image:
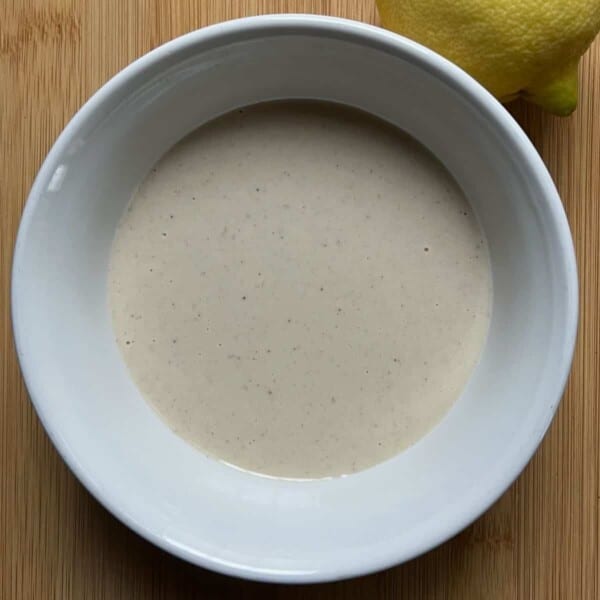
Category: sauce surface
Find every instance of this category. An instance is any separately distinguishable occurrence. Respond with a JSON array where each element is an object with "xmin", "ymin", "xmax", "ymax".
[{"xmin": 109, "ymin": 103, "xmax": 491, "ymax": 478}]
